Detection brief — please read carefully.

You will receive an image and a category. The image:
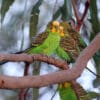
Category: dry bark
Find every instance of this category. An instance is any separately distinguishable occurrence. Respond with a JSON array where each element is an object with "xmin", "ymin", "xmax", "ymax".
[{"xmin": 0, "ymin": 33, "xmax": 100, "ymax": 89}]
